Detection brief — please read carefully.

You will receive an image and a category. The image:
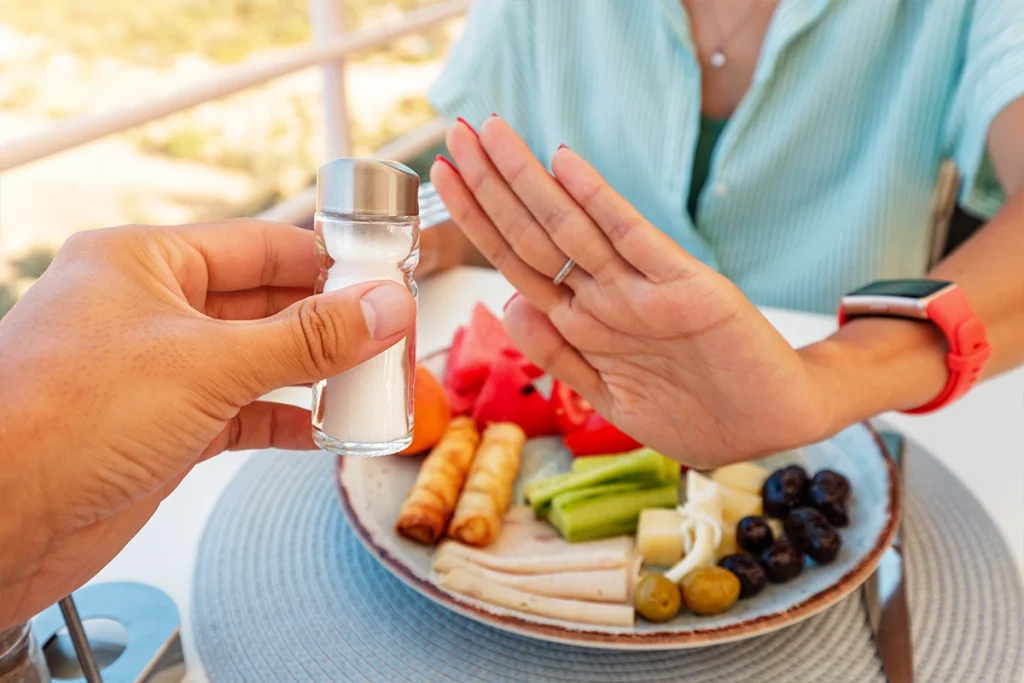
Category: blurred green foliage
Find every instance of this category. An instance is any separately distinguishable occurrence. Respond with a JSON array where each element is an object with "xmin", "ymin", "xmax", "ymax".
[
  {"xmin": 0, "ymin": 0, "xmax": 447, "ymax": 66},
  {"xmin": 0, "ymin": 247, "xmax": 56, "ymax": 319},
  {"xmin": 9, "ymin": 247, "xmax": 56, "ymax": 279},
  {"xmin": 0, "ymin": 285, "xmax": 17, "ymax": 318},
  {"xmin": 0, "ymin": 0, "xmax": 453, "ymax": 318}
]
